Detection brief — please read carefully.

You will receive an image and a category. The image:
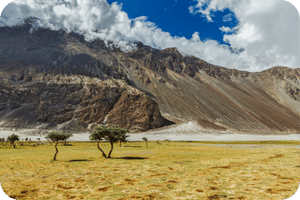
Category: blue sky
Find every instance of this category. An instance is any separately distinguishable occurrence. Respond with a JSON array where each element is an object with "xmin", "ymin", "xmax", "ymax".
[
  {"xmin": 107, "ymin": 0, "xmax": 238, "ymax": 44},
  {"xmin": 0, "ymin": 0, "xmax": 299, "ymax": 71}
]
